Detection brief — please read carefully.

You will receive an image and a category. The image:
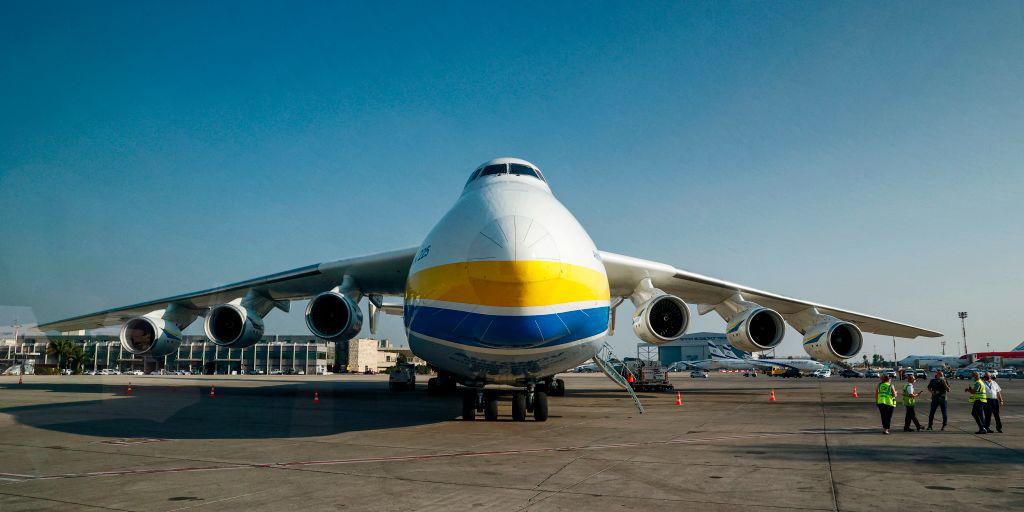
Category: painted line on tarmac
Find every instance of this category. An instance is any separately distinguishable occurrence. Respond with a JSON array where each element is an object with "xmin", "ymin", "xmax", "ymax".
[{"xmin": 4, "ymin": 429, "xmax": 849, "ymax": 483}]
